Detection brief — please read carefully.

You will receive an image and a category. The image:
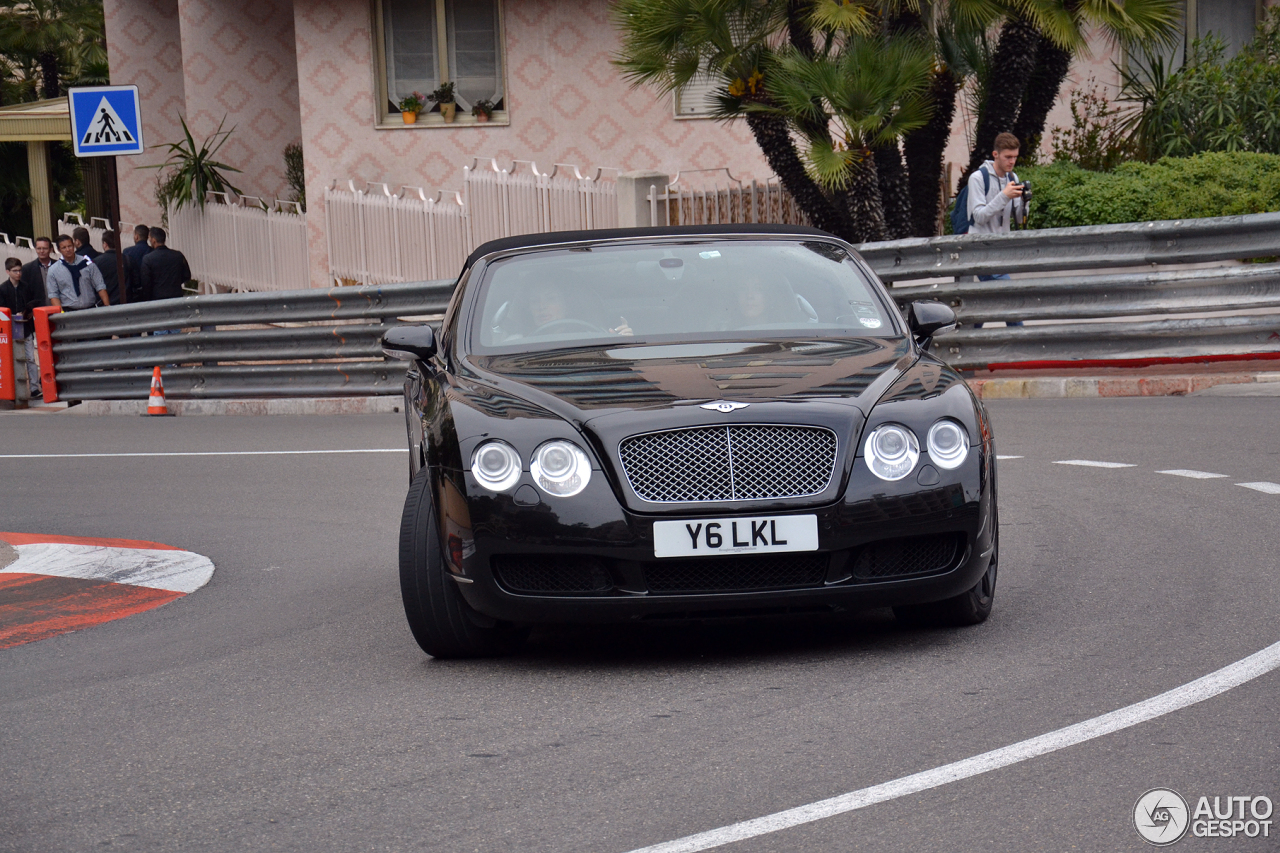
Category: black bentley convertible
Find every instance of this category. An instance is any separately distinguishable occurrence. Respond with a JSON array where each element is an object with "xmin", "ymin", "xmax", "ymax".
[{"xmin": 383, "ymin": 225, "xmax": 998, "ymax": 658}]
